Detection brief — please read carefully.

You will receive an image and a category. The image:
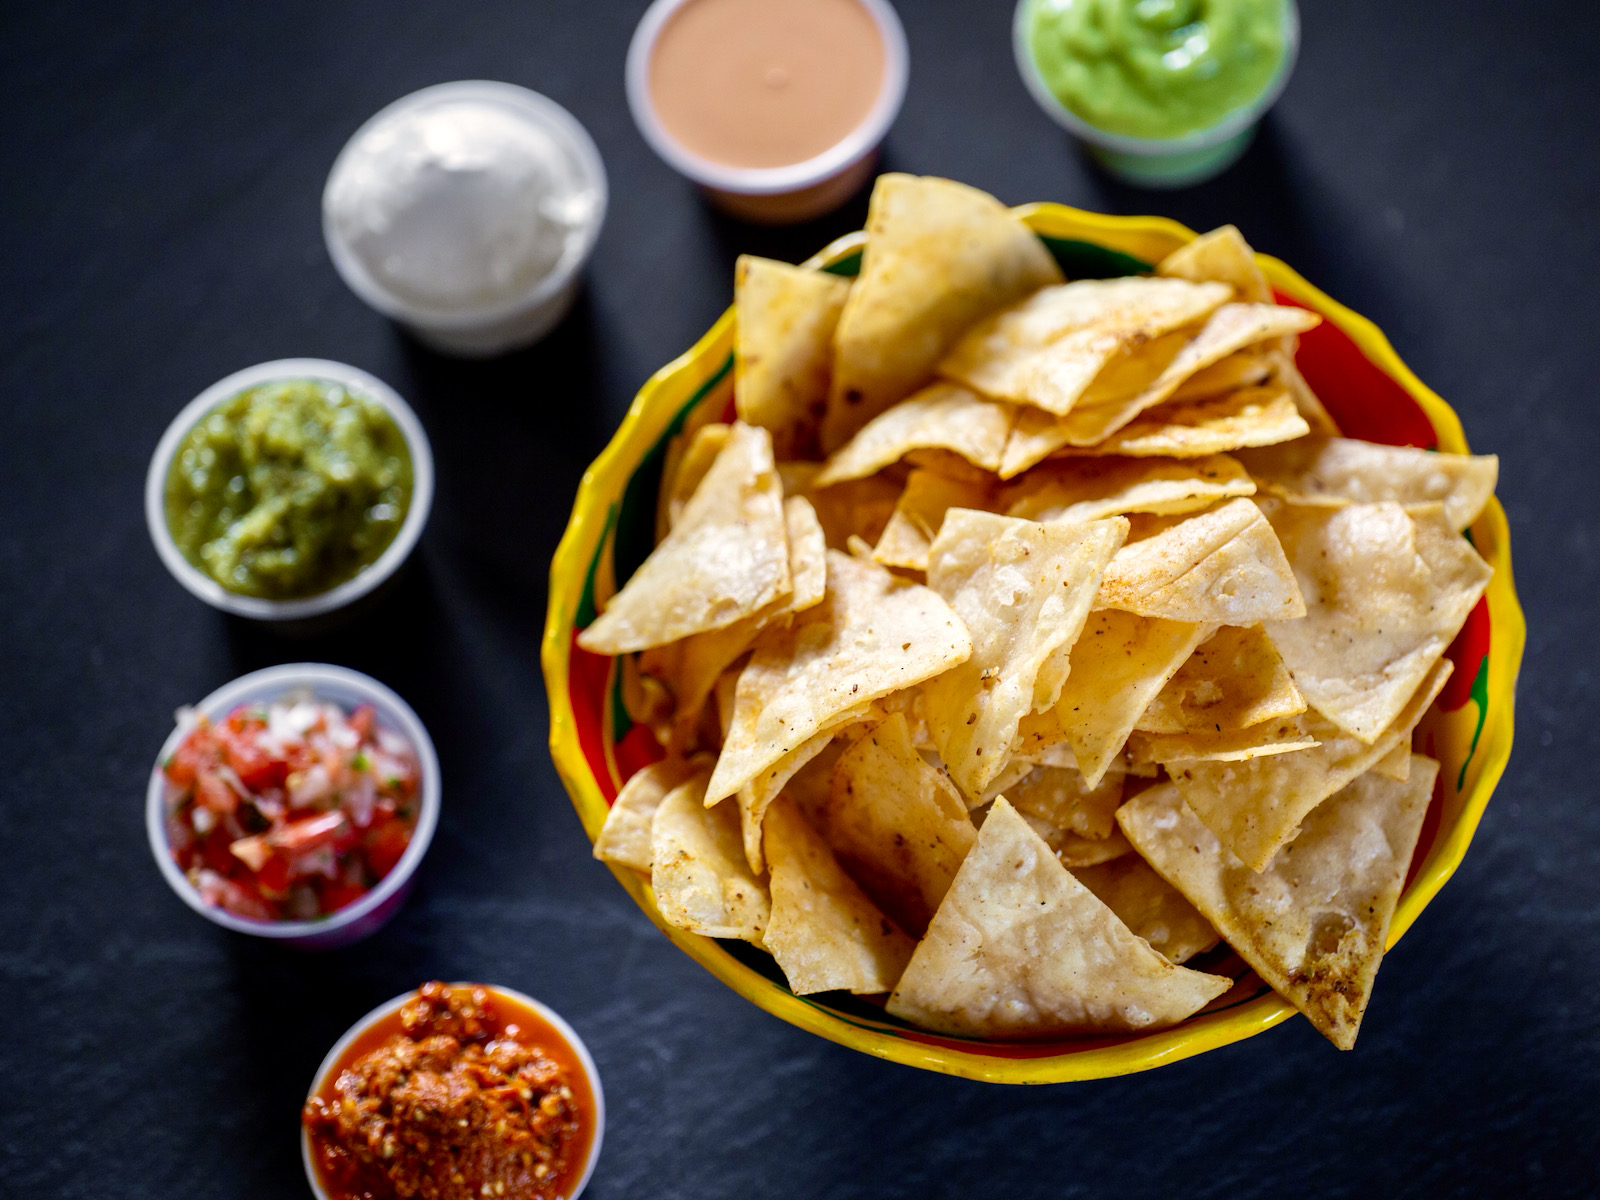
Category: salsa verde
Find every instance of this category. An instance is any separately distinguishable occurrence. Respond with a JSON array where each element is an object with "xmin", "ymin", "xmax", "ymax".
[{"xmin": 164, "ymin": 379, "xmax": 412, "ymax": 599}]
